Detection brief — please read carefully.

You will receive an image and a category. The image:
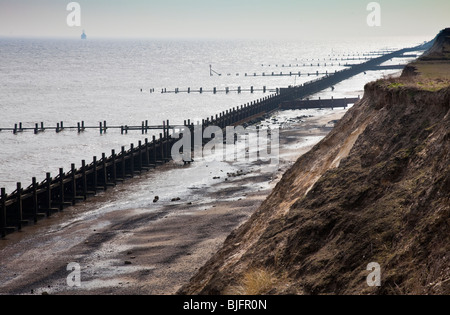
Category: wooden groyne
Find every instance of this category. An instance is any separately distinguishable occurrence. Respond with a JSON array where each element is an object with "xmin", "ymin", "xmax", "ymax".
[
  {"xmin": 0, "ymin": 121, "xmax": 173, "ymax": 135},
  {"xmin": 0, "ymin": 41, "xmax": 430, "ymax": 238},
  {"xmin": 221, "ymin": 53, "xmax": 416, "ymax": 70},
  {"xmin": 157, "ymin": 86, "xmax": 278, "ymax": 94},
  {"xmin": 205, "ymin": 64, "xmax": 407, "ymax": 78},
  {"xmin": 280, "ymin": 97, "xmax": 360, "ymax": 110}
]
